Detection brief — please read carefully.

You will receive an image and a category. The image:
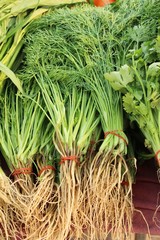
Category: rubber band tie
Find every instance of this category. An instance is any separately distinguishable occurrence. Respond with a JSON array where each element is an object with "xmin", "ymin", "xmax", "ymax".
[
  {"xmin": 12, "ymin": 167, "xmax": 32, "ymax": 176},
  {"xmin": 121, "ymin": 181, "xmax": 129, "ymax": 186},
  {"xmin": 104, "ymin": 130, "xmax": 128, "ymax": 145},
  {"xmin": 60, "ymin": 155, "xmax": 80, "ymax": 165},
  {"xmin": 38, "ymin": 165, "xmax": 56, "ymax": 177}
]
